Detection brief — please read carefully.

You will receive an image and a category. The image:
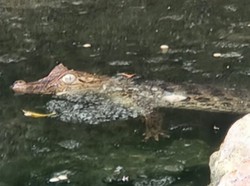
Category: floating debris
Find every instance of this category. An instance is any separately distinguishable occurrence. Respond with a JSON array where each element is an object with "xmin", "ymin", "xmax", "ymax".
[
  {"xmin": 22, "ymin": 110, "xmax": 56, "ymax": 118},
  {"xmin": 49, "ymin": 170, "xmax": 71, "ymax": 183},
  {"xmin": 83, "ymin": 43, "xmax": 91, "ymax": 48},
  {"xmin": 213, "ymin": 53, "xmax": 222, "ymax": 58},
  {"xmin": 49, "ymin": 177, "xmax": 60, "ymax": 183},
  {"xmin": 160, "ymin": 45, "xmax": 169, "ymax": 54},
  {"xmin": 213, "ymin": 52, "xmax": 242, "ymax": 59},
  {"xmin": 58, "ymin": 175, "xmax": 68, "ymax": 181},
  {"xmin": 213, "ymin": 125, "xmax": 220, "ymax": 134},
  {"xmin": 49, "ymin": 175, "xmax": 69, "ymax": 183}
]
